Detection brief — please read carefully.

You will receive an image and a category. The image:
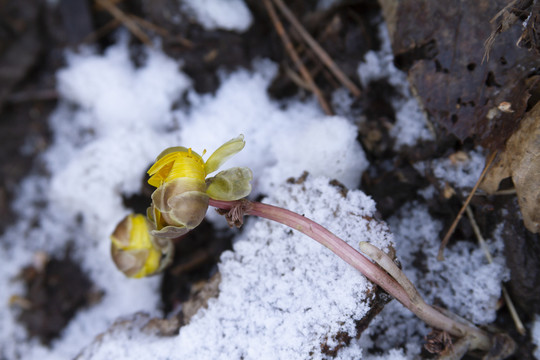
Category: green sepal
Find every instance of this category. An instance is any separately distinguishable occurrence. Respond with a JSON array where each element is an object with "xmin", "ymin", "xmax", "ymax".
[
  {"xmin": 204, "ymin": 135, "xmax": 245, "ymax": 175},
  {"xmin": 206, "ymin": 167, "xmax": 253, "ymax": 200}
]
